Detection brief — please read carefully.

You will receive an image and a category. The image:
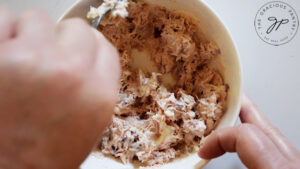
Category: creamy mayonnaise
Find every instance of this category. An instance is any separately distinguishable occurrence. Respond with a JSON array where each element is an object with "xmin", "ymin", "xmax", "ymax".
[{"xmin": 87, "ymin": 0, "xmax": 129, "ymax": 19}]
